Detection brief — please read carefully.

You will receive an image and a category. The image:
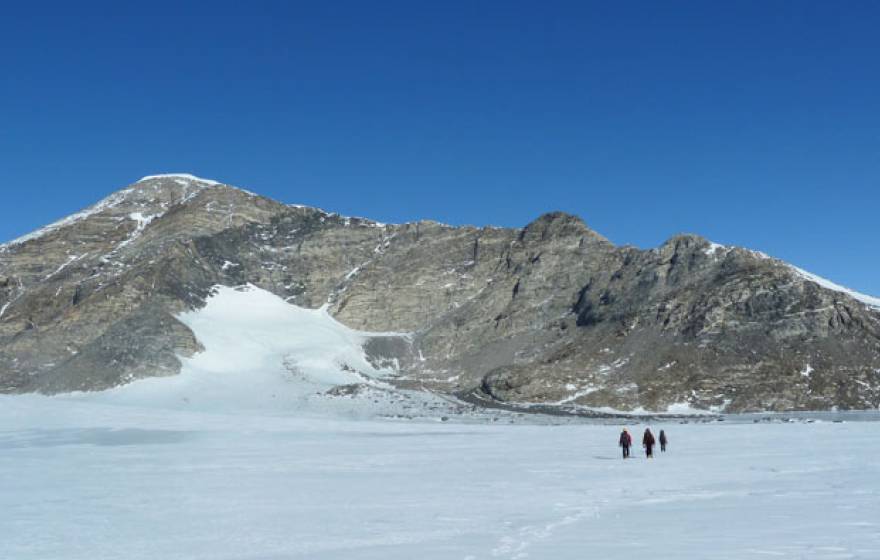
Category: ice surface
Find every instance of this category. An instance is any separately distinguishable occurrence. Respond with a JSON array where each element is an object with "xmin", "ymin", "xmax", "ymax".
[{"xmin": 1, "ymin": 395, "xmax": 878, "ymax": 560}]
